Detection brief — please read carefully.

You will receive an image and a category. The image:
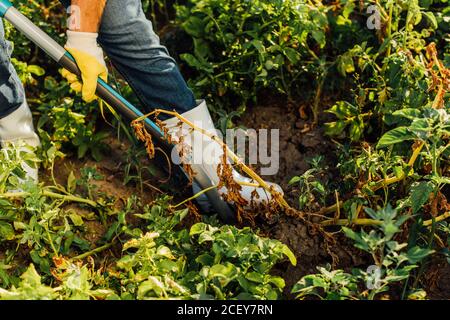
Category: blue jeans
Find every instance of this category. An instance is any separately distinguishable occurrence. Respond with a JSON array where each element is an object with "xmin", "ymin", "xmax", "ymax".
[
  {"xmin": 0, "ymin": 19, "xmax": 25, "ymax": 118},
  {"xmin": 0, "ymin": 0, "xmax": 196, "ymax": 119}
]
